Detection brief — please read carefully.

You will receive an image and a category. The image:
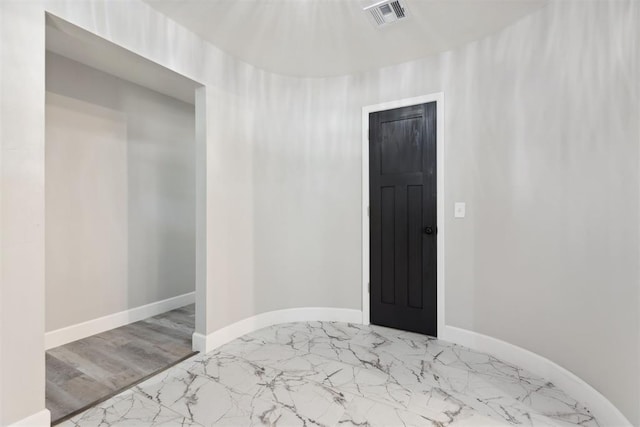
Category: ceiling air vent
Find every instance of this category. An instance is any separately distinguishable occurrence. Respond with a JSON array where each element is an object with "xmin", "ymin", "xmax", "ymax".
[{"xmin": 364, "ymin": 0, "xmax": 408, "ymax": 28}]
